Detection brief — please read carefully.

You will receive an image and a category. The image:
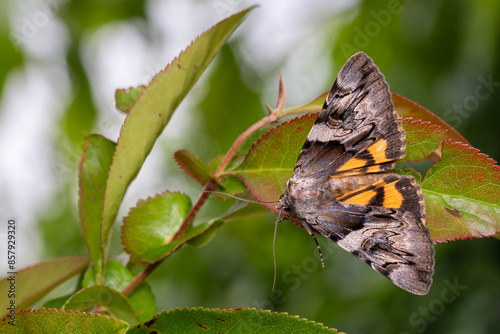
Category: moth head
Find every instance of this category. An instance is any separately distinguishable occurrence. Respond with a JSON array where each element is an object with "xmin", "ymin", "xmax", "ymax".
[{"xmin": 276, "ymin": 193, "xmax": 291, "ymax": 212}]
